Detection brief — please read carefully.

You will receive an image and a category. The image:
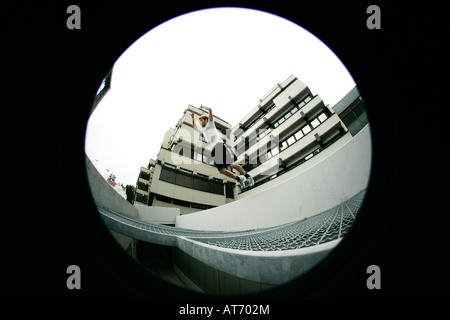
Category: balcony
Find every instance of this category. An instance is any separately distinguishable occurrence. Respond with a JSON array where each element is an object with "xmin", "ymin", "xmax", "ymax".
[
  {"xmin": 246, "ymin": 114, "xmax": 345, "ymax": 179},
  {"xmin": 280, "ymin": 114, "xmax": 343, "ymax": 161},
  {"xmin": 237, "ymin": 96, "xmax": 326, "ymax": 164},
  {"xmin": 136, "ymin": 186, "xmax": 149, "ymax": 196},
  {"xmin": 239, "ymin": 87, "xmax": 314, "ymax": 143}
]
